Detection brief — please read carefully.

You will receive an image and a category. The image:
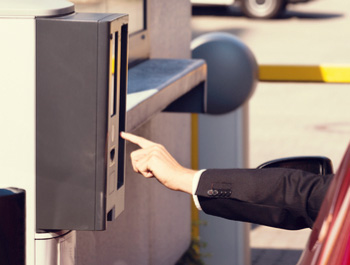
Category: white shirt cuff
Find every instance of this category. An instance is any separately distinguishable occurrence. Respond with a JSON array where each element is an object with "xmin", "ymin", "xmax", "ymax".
[{"xmin": 192, "ymin": 169, "xmax": 206, "ymax": 211}]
